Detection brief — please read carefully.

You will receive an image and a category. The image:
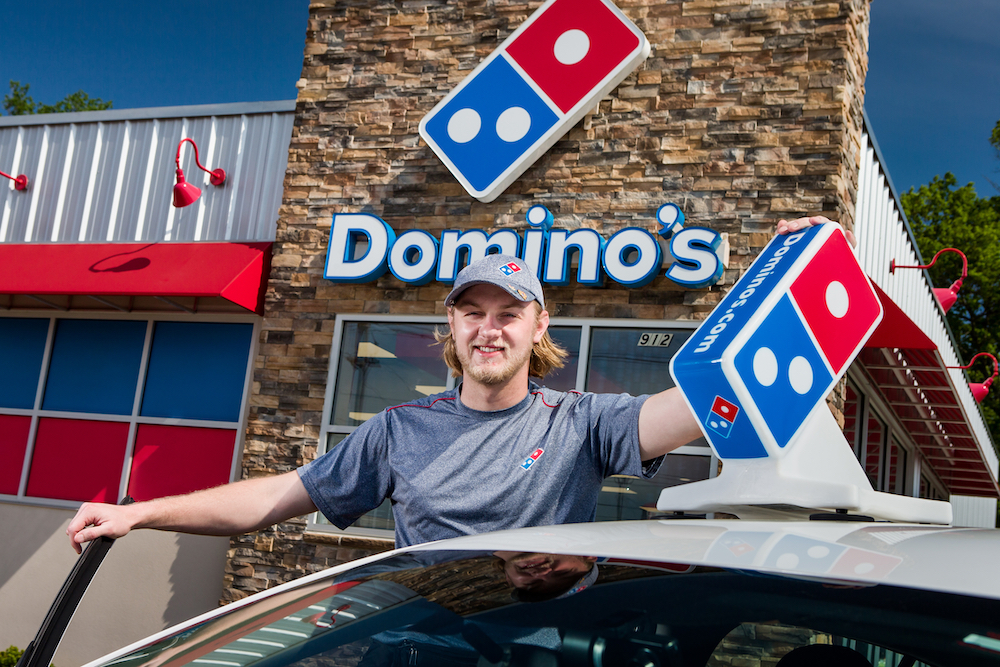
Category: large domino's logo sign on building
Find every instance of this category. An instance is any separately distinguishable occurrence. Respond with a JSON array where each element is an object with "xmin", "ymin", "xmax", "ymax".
[
  {"xmin": 324, "ymin": 204, "xmax": 725, "ymax": 289},
  {"xmin": 418, "ymin": 0, "xmax": 650, "ymax": 202}
]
